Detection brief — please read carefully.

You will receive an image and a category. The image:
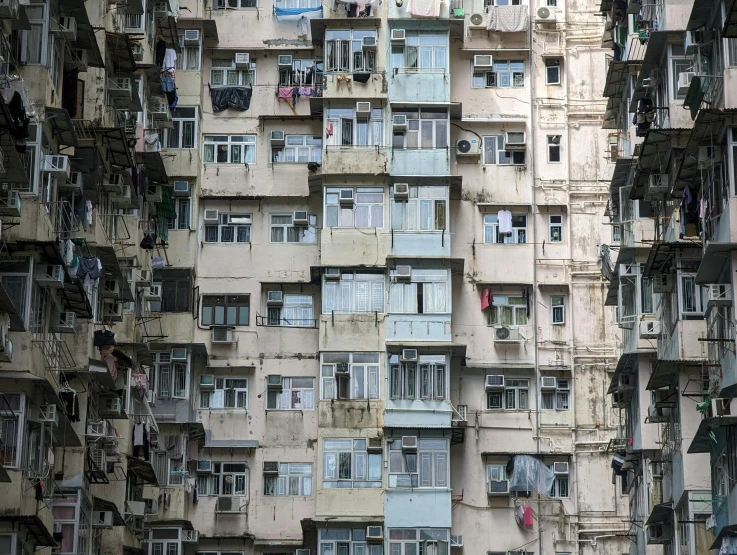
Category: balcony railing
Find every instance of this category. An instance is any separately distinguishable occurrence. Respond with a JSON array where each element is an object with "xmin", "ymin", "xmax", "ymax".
[
  {"xmin": 255, "ymin": 314, "xmax": 318, "ymax": 328},
  {"xmin": 45, "ymin": 200, "xmax": 81, "ymax": 237}
]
